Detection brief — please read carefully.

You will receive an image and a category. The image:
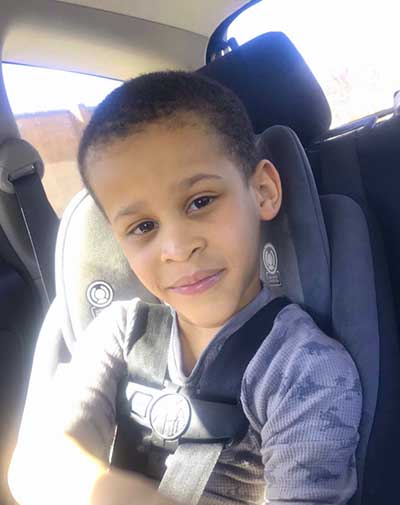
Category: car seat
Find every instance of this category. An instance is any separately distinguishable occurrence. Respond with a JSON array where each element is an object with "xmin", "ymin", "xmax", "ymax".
[
  {"xmin": 18, "ymin": 32, "xmax": 400, "ymax": 505},
  {"xmin": 20, "ymin": 121, "xmax": 397, "ymax": 505}
]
